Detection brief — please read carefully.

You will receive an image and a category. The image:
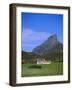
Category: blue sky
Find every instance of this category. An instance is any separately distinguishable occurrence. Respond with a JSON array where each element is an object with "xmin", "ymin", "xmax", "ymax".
[{"xmin": 21, "ymin": 12, "xmax": 63, "ymax": 52}]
